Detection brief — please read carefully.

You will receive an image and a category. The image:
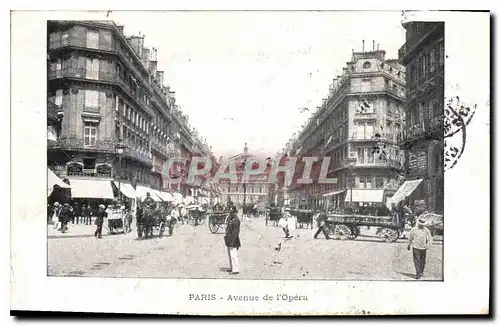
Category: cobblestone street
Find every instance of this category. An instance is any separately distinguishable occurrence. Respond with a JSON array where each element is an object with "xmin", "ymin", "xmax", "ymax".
[{"xmin": 48, "ymin": 218, "xmax": 443, "ymax": 280}]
